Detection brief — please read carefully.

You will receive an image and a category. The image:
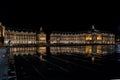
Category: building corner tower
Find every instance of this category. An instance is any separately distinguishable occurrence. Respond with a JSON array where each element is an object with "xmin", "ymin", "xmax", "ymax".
[
  {"xmin": 0, "ymin": 22, "xmax": 5, "ymax": 46},
  {"xmin": 36, "ymin": 27, "xmax": 46, "ymax": 55}
]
